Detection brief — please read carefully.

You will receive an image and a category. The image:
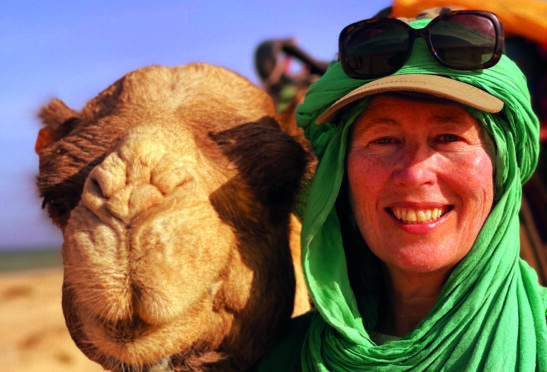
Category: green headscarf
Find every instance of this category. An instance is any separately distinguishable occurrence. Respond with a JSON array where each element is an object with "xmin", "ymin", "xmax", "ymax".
[{"xmin": 295, "ymin": 17, "xmax": 547, "ymax": 372}]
